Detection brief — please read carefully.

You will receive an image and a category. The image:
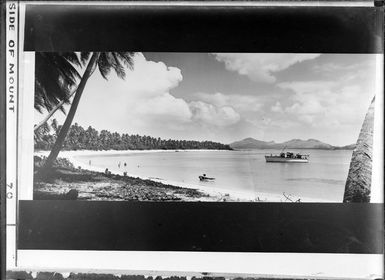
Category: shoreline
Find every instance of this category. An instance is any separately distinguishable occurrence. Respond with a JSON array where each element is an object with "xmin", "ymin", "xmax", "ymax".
[
  {"xmin": 35, "ymin": 149, "xmax": 329, "ymax": 202},
  {"xmin": 36, "ymin": 150, "xmax": 259, "ymax": 202}
]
